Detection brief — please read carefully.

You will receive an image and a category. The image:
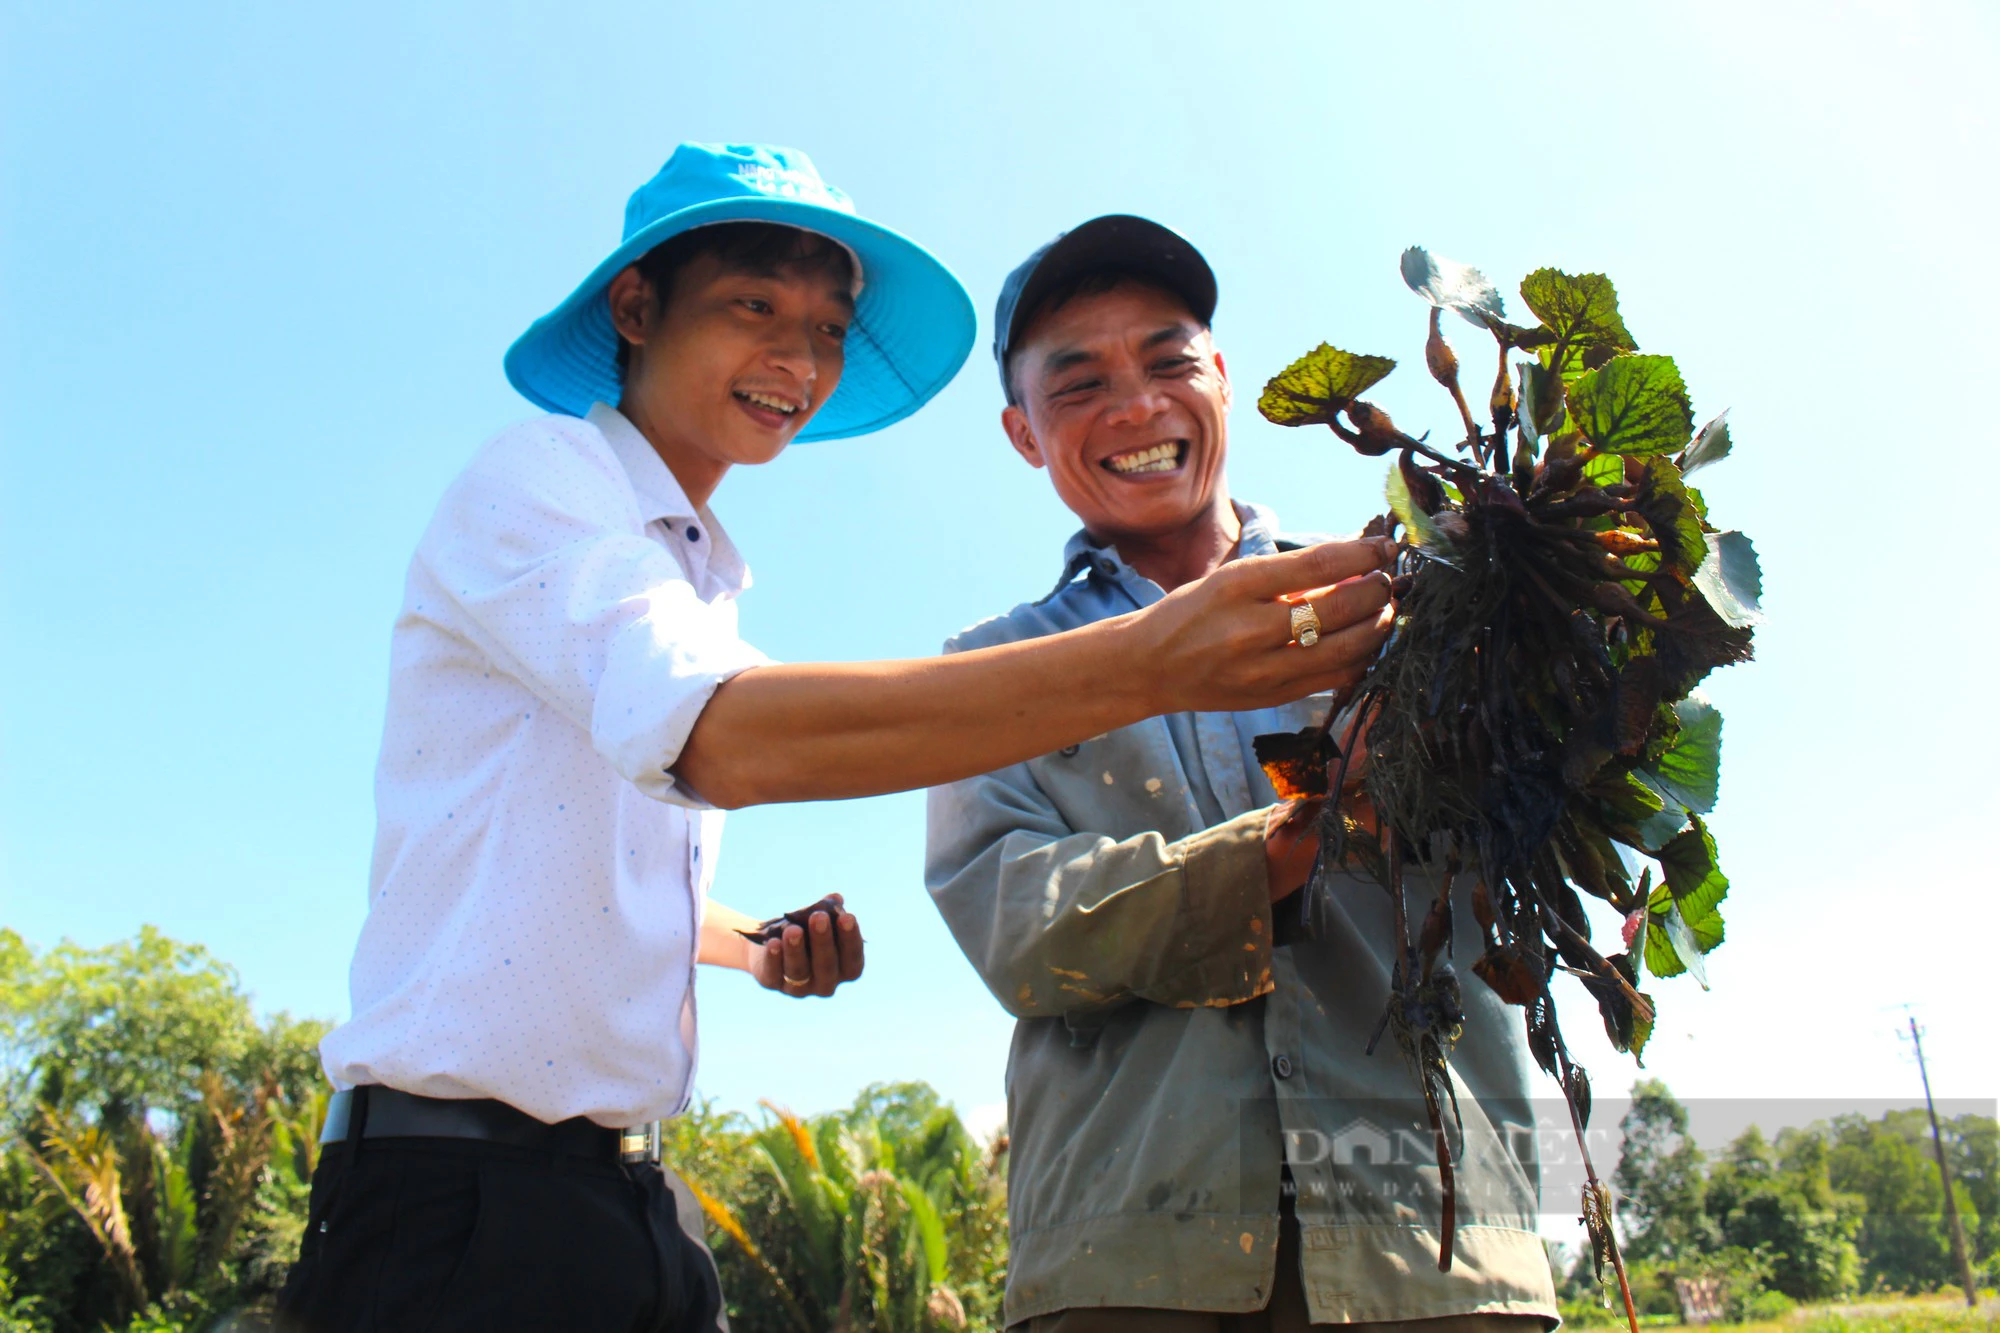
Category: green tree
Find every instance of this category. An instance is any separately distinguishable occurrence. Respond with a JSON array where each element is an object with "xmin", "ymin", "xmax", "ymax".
[
  {"xmin": 1828, "ymin": 1110, "xmax": 1988, "ymax": 1293},
  {"xmin": 1948, "ymin": 1112, "xmax": 1997, "ymax": 1268},
  {"xmin": 1703, "ymin": 1126, "xmax": 1861, "ymax": 1300},
  {"xmin": 1614, "ymin": 1078, "xmax": 1718, "ymax": 1262},
  {"xmin": 670, "ymin": 1083, "xmax": 1007, "ymax": 1333},
  {"xmin": 0, "ymin": 928, "xmax": 328, "ymax": 1331}
]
